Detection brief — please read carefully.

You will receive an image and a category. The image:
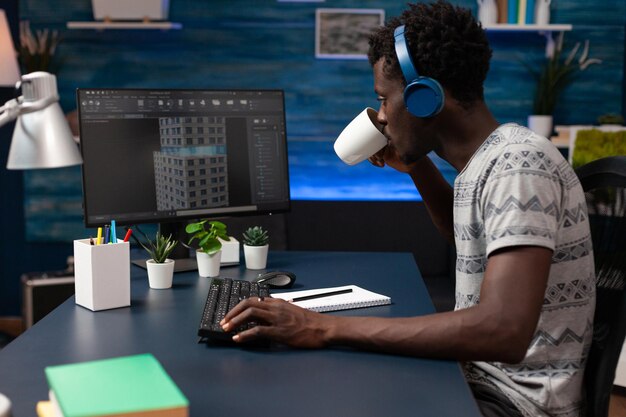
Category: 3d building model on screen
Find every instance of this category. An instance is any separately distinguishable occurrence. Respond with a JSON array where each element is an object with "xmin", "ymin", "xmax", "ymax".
[{"xmin": 154, "ymin": 116, "xmax": 229, "ymax": 211}]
